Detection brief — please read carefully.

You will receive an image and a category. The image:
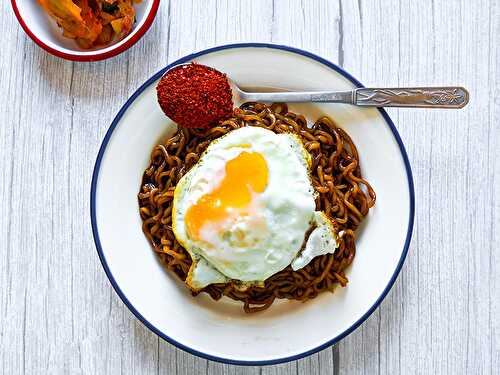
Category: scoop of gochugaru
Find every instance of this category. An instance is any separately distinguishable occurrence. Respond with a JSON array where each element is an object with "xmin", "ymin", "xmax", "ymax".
[{"xmin": 156, "ymin": 63, "xmax": 234, "ymax": 129}]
